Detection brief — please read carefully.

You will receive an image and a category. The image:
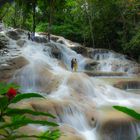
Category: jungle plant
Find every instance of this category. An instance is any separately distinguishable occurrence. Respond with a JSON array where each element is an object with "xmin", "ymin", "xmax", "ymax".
[
  {"xmin": 0, "ymin": 82, "xmax": 60, "ymax": 140},
  {"xmin": 113, "ymin": 106, "xmax": 140, "ymax": 140}
]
